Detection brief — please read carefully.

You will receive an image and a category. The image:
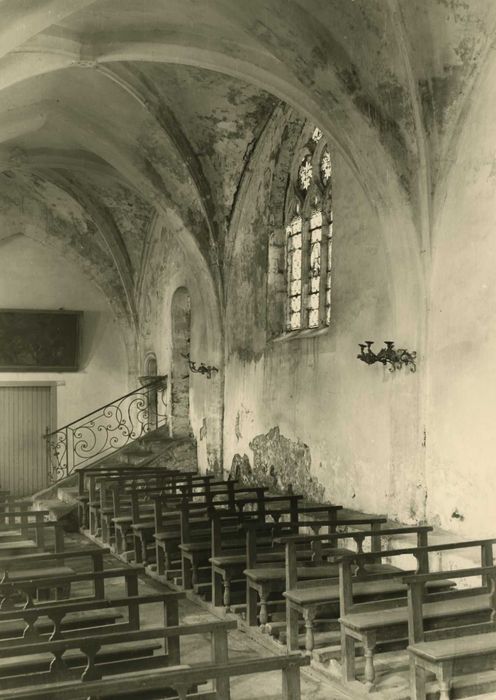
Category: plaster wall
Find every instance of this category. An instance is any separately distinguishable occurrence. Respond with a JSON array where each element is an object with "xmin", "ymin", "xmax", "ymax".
[
  {"xmin": 0, "ymin": 234, "xmax": 129, "ymax": 429},
  {"xmin": 427, "ymin": 62, "xmax": 496, "ymax": 537},
  {"xmin": 224, "ymin": 142, "xmax": 424, "ymax": 521},
  {"xmin": 138, "ymin": 226, "xmax": 223, "ymax": 474}
]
